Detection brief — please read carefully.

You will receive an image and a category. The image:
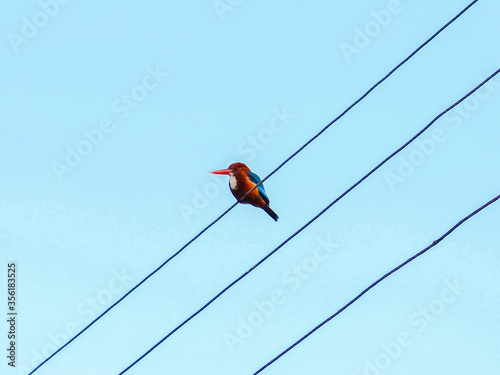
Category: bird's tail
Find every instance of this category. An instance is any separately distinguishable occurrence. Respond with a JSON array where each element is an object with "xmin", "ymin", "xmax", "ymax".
[{"xmin": 263, "ymin": 205, "xmax": 279, "ymax": 222}]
